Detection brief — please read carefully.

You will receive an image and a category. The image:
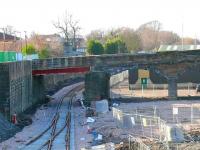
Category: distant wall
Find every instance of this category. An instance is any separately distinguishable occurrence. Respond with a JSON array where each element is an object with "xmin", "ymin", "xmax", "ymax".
[{"xmin": 130, "ymin": 79, "xmax": 196, "ymax": 89}]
